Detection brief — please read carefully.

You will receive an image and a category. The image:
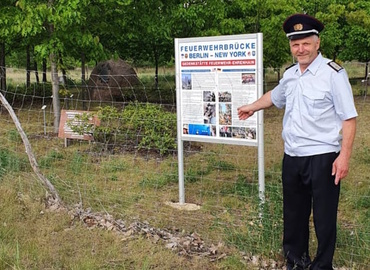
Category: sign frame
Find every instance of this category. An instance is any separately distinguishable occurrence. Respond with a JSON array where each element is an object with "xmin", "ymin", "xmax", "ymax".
[{"xmin": 175, "ymin": 33, "xmax": 265, "ymax": 204}]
